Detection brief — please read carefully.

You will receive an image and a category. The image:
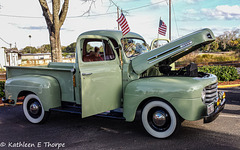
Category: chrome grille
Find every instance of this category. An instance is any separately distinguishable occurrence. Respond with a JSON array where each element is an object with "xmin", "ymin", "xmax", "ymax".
[{"xmin": 204, "ymin": 82, "xmax": 218, "ymax": 103}]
